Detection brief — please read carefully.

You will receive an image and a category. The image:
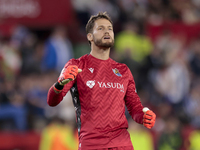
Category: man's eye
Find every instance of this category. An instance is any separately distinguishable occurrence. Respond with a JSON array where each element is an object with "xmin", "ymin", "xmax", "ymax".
[
  {"xmin": 99, "ymin": 28, "xmax": 102, "ymax": 30},
  {"xmin": 109, "ymin": 28, "xmax": 113, "ymax": 30}
]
